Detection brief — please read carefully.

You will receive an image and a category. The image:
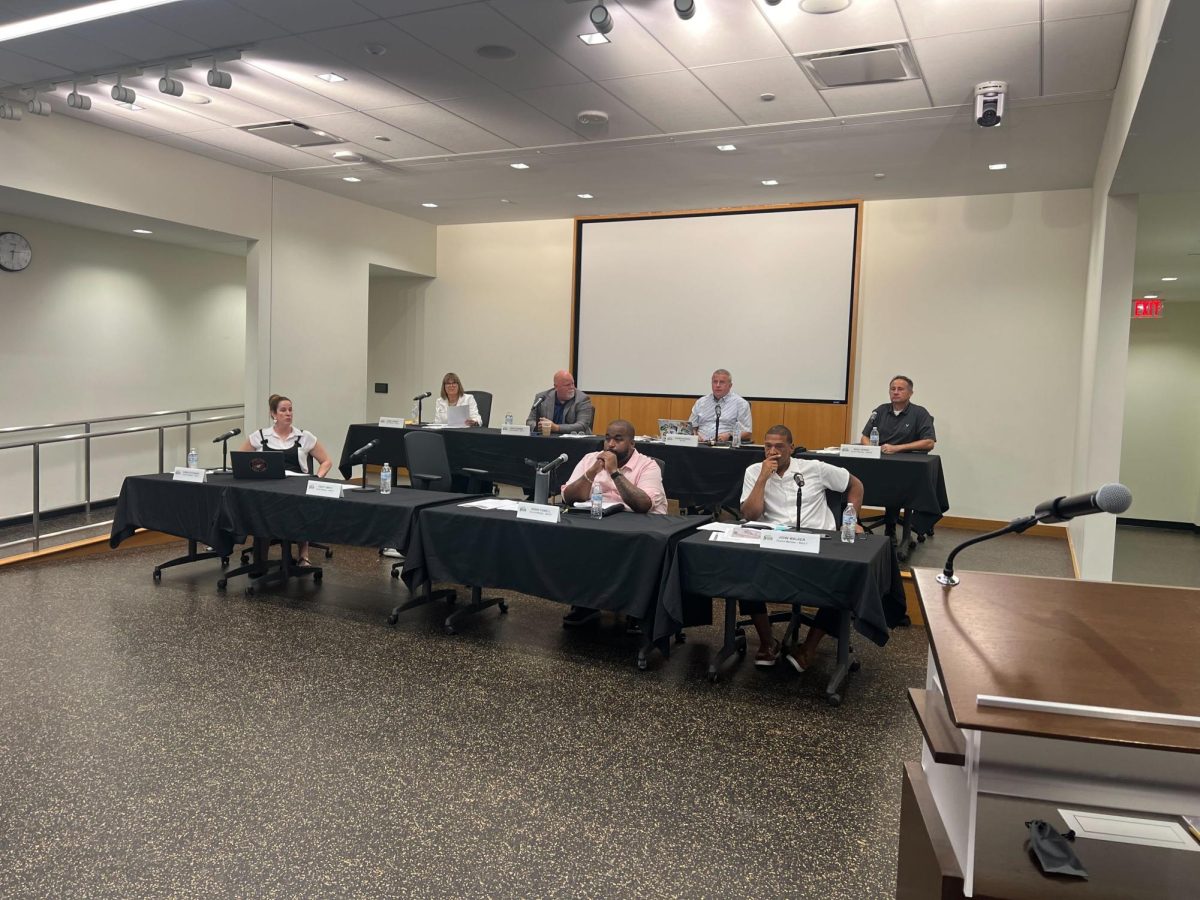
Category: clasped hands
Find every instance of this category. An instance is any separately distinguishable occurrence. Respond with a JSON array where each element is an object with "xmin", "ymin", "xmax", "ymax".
[{"xmin": 587, "ymin": 451, "xmax": 620, "ymax": 480}]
